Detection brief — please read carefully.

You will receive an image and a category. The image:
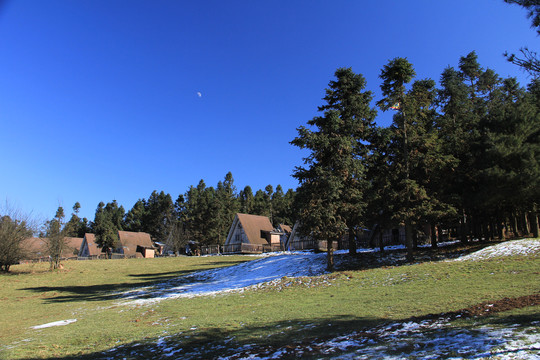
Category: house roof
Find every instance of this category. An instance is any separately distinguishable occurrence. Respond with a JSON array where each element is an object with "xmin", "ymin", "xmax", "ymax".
[
  {"xmin": 21, "ymin": 237, "xmax": 47, "ymax": 259},
  {"xmin": 62, "ymin": 237, "xmax": 83, "ymax": 258},
  {"xmin": 117, "ymin": 231, "xmax": 153, "ymax": 256},
  {"xmin": 279, "ymin": 224, "xmax": 292, "ymax": 234},
  {"xmin": 235, "ymin": 213, "xmax": 275, "ymax": 245},
  {"xmin": 83, "ymin": 233, "xmax": 102, "ymax": 256}
]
